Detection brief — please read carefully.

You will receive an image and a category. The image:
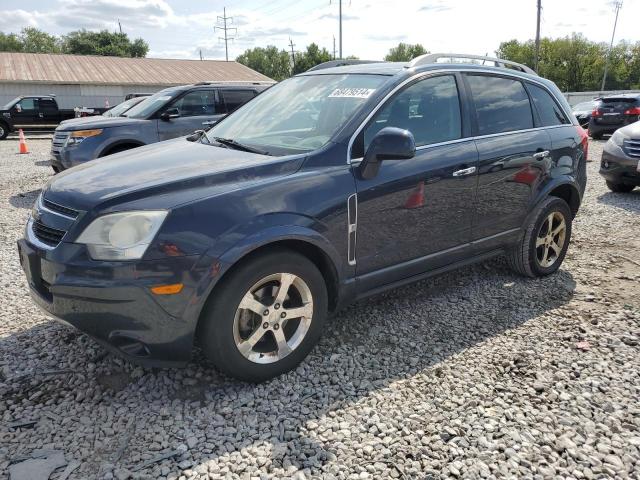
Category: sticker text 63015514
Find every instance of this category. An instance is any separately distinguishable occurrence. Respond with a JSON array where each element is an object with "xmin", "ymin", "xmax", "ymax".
[{"xmin": 328, "ymin": 88, "xmax": 376, "ymax": 99}]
